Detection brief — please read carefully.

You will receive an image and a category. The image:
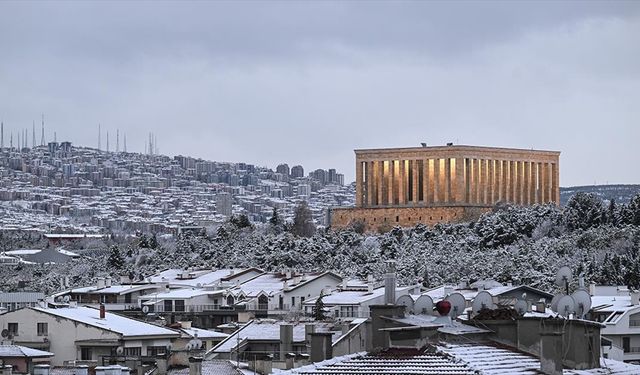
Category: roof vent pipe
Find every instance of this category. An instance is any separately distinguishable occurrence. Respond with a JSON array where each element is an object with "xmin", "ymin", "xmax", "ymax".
[{"xmin": 99, "ymin": 304, "xmax": 106, "ymax": 319}]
